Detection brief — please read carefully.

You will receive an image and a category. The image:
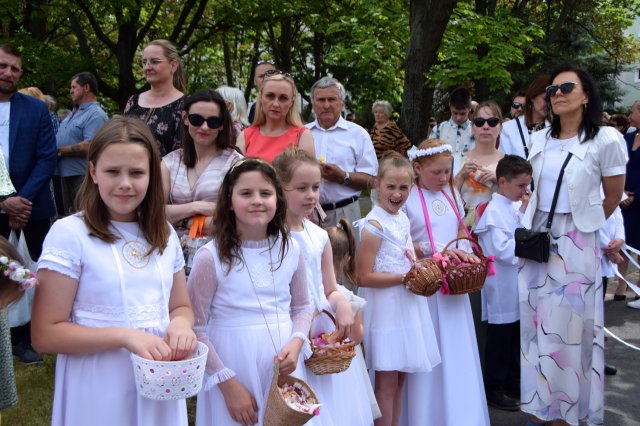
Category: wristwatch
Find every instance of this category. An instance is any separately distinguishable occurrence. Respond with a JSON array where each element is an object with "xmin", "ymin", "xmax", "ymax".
[{"xmin": 343, "ymin": 172, "xmax": 351, "ymax": 185}]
